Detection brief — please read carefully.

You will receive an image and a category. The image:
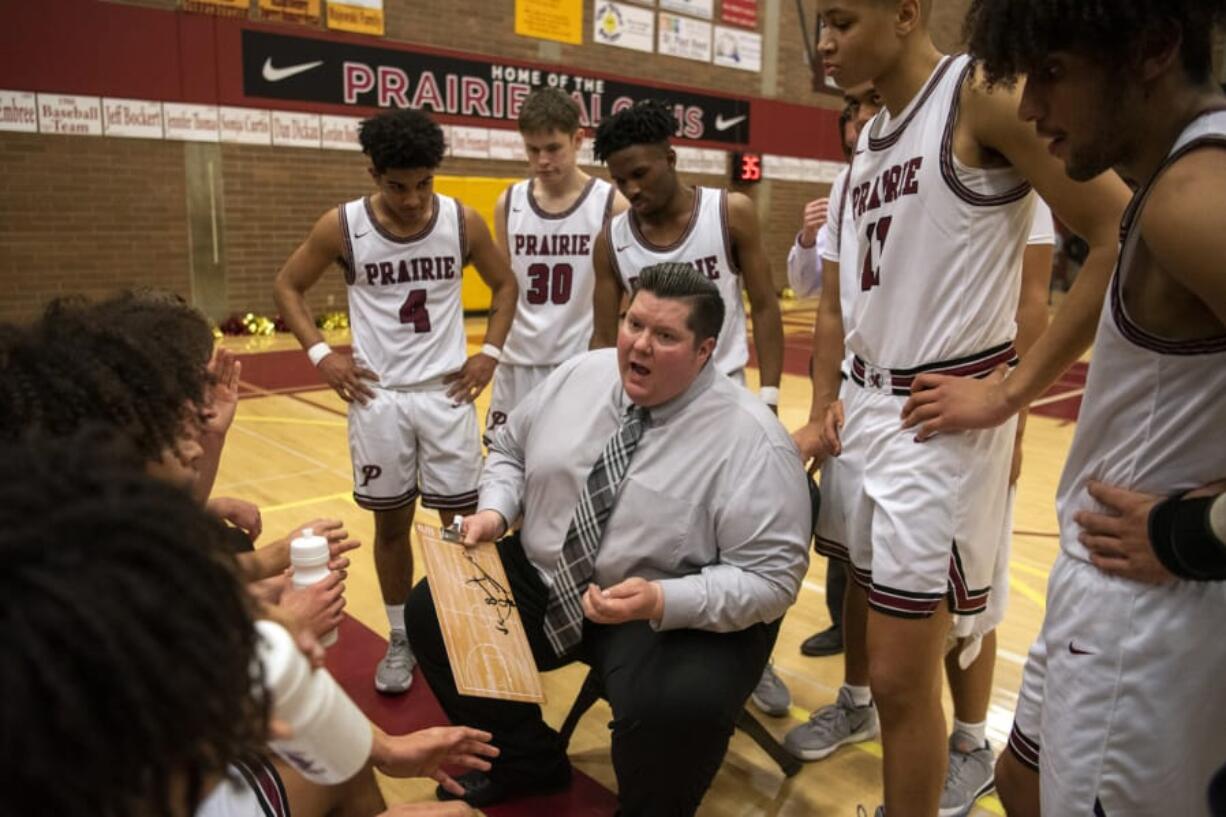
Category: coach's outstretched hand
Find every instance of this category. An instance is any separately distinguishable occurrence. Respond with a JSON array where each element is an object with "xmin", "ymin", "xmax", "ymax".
[
  {"xmin": 445, "ymin": 351, "xmax": 497, "ymax": 404},
  {"xmin": 318, "ymin": 352, "xmax": 379, "ymax": 404},
  {"xmin": 900, "ymin": 364, "xmax": 1016, "ymax": 441}
]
